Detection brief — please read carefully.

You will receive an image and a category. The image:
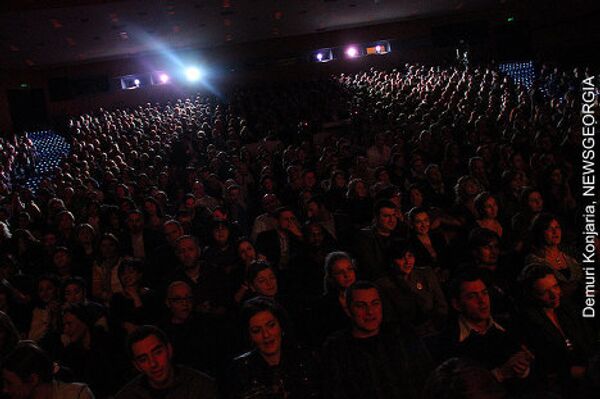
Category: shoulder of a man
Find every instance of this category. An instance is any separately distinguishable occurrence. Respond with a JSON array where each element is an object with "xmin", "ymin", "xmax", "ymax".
[
  {"xmin": 174, "ymin": 366, "xmax": 218, "ymax": 398},
  {"xmin": 53, "ymin": 381, "xmax": 95, "ymax": 399}
]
